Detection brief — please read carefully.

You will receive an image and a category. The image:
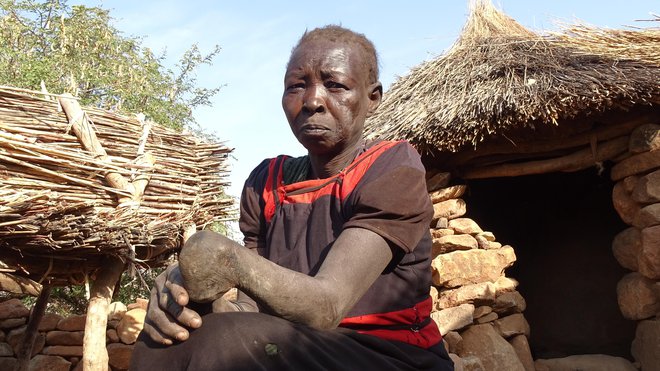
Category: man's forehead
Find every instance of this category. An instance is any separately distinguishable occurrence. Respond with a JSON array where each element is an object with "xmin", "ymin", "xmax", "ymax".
[{"xmin": 287, "ymin": 41, "xmax": 366, "ymax": 74}]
